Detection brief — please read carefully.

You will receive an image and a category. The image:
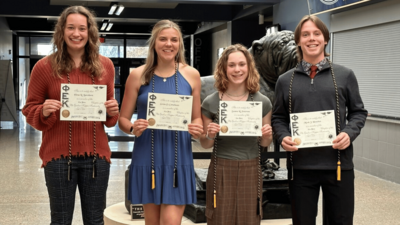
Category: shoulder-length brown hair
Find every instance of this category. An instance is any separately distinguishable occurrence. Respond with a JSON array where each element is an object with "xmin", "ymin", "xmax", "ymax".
[
  {"xmin": 141, "ymin": 20, "xmax": 187, "ymax": 85},
  {"xmin": 214, "ymin": 44, "xmax": 260, "ymax": 93},
  {"xmin": 49, "ymin": 5, "xmax": 102, "ymax": 78},
  {"xmin": 294, "ymin": 15, "xmax": 330, "ymax": 62}
]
